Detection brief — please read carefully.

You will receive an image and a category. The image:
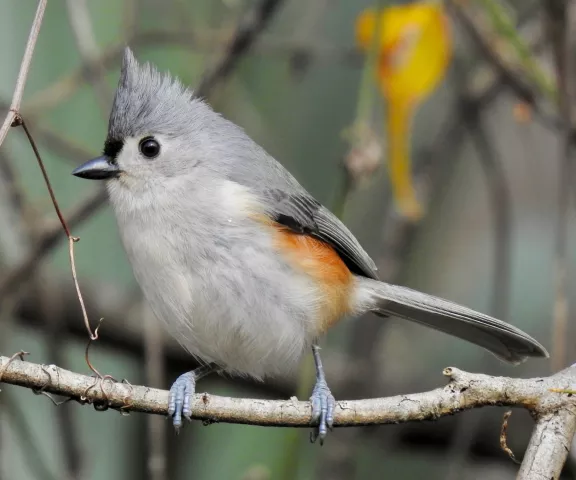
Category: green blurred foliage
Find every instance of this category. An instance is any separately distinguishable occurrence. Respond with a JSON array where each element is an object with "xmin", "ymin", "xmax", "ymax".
[{"xmin": 0, "ymin": 1, "xmax": 570, "ymax": 479}]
